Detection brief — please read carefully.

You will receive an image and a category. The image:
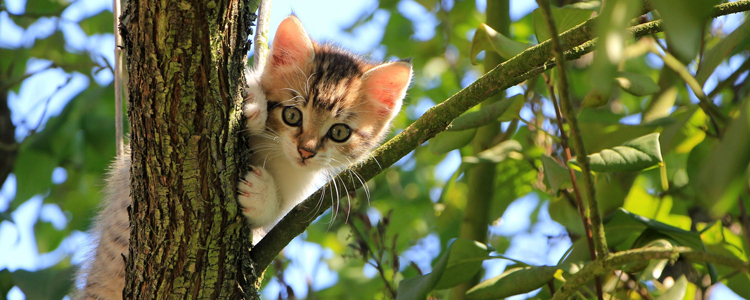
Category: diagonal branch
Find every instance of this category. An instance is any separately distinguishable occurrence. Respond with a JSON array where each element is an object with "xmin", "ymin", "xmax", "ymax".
[{"xmin": 250, "ymin": 0, "xmax": 750, "ymax": 272}]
